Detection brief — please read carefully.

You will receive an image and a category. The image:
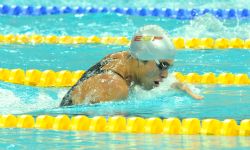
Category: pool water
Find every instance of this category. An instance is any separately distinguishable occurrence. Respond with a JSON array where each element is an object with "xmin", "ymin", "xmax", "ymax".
[
  {"xmin": 0, "ymin": 0, "xmax": 250, "ymax": 149},
  {"xmin": 0, "ymin": 128, "xmax": 249, "ymax": 150}
]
